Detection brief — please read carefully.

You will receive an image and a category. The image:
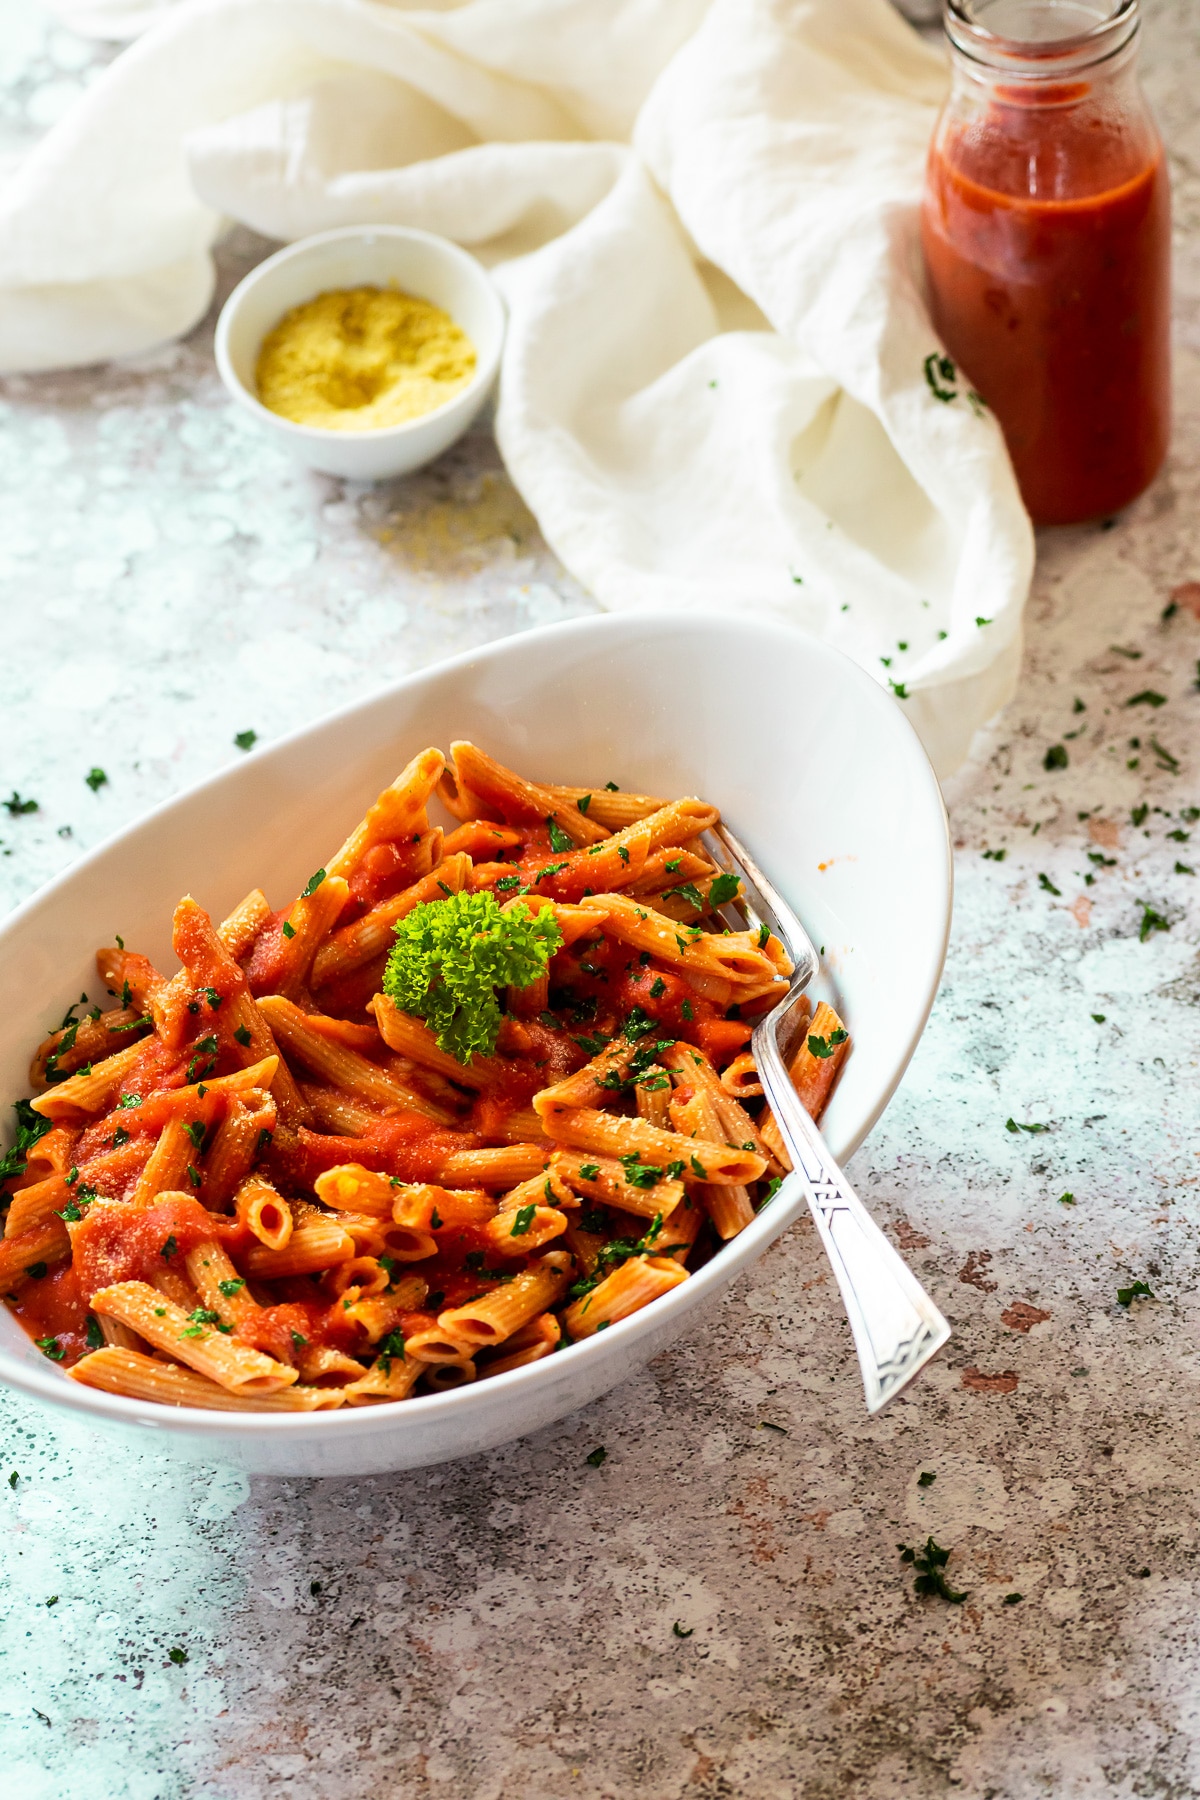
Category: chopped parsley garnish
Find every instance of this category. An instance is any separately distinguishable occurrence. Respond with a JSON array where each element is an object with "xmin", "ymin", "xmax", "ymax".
[
  {"xmin": 647, "ymin": 976, "xmax": 666, "ymax": 999},
  {"xmin": 708, "ymin": 872, "xmax": 740, "ymax": 907},
  {"xmin": 680, "ymin": 1000, "xmax": 694, "ymax": 1021},
  {"xmin": 218, "ymin": 1278, "xmax": 245, "ymax": 1298},
  {"xmin": 573, "ymin": 1032, "xmax": 610, "ymax": 1056},
  {"xmin": 160, "ymin": 1235, "xmax": 178, "ymax": 1261},
  {"xmin": 638, "ymin": 1072, "xmax": 670, "ymax": 1091},
  {"xmin": 577, "ymin": 794, "xmax": 592, "ymax": 815},
  {"xmin": 186, "ymin": 1035, "xmax": 220, "ymax": 1083},
  {"xmin": 383, "ymin": 891, "xmax": 562, "ymax": 1064},
  {"xmin": 546, "ymin": 817, "xmax": 575, "ymax": 853},
  {"xmin": 807, "ymin": 1029, "xmax": 848, "ymax": 1060},
  {"xmin": 290, "ymin": 1329, "xmax": 308, "ymax": 1348},
  {"xmin": 376, "ymin": 1328, "xmax": 407, "ymax": 1374},
  {"xmin": 35, "ymin": 1337, "xmax": 64, "ymax": 1361},
  {"xmin": 898, "ymin": 1537, "xmax": 967, "ymax": 1603},
  {"xmin": 234, "ymin": 729, "xmax": 257, "ymax": 751},
  {"xmin": 86, "ymin": 1315, "xmax": 104, "ymax": 1350},
  {"xmin": 0, "ymin": 1098, "xmax": 52, "ymax": 1185},
  {"xmin": 534, "ymin": 861, "xmax": 568, "ymax": 884},
  {"xmin": 233, "ymin": 1024, "xmax": 252, "ymax": 1047},
  {"xmin": 280, "ymin": 920, "xmax": 296, "ymax": 940},
  {"xmin": 494, "ymin": 875, "xmax": 523, "ymax": 892},
  {"xmin": 189, "ymin": 1308, "xmax": 221, "ymax": 1326},
  {"xmin": 617, "ymin": 846, "xmax": 630, "ymax": 864},
  {"xmin": 1117, "ymin": 1280, "xmax": 1155, "ymax": 1306},
  {"xmin": 510, "ymin": 1203, "xmax": 537, "ymax": 1236},
  {"xmin": 107, "ymin": 1014, "xmax": 153, "ymax": 1033},
  {"xmin": 201, "ymin": 986, "xmax": 222, "ymax": 1010},
  {"xmin": 85, "ymin": 767, "xmax": 108, "ymax": 793},
  {"xmin": 118, "ymin": 1093, "xmax": 142, "ymax": 1108},
  {"xmin": 578, "ymin": 1164, "xmax": 600, "ymax": 1182},
  {"xmin": 186, "ymin": 1164, "xmax": 202, "ymax": 1188},
  {"xmin": 184, "ymin": 1121, "xmax": 206, "ymax": 1149},
  {"xmin": 585, "ymin": 1446, "xmax": 607, "ymax": 1466},
  {"xmin": 666, "ymin": 882, "xmax": 705, "ymax": 912},
  {"xmin": 690, "ymin": 1156, "xmax": 707, "ymax": 1179},
  {"xmin": 257, "ymin": 1128, "xmax": 273, "ymax": 1152},
  {"xmin": 757, "ymin": 923, "xmax": 770, "ymax": 949},
  {"xmin": 26, "ymin": 1263, "xmax": 48, "ymax": 1280},
  {"xmin": 619, "ymin": 1154, "xmax": 664, "ymax": 1189},
  {"xmin": 430, "ymin": 1208, "xmax": 442, "ymax": 1229},
  {"xmin": 759, "ymin": 1176, "xmax": 783, "ymax": 1208},
  {"xmin": 301, "ymin": 868, "xmax": 327, "ymax": 897}
]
